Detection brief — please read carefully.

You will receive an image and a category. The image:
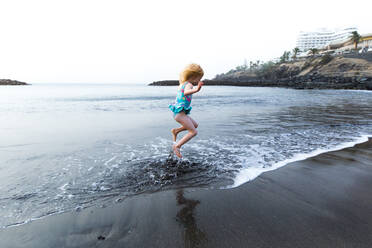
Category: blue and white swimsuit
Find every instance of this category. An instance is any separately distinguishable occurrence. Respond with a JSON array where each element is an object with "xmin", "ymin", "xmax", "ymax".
[{"xmin": 168, "ymin": 82, "xmax": 192, "ymax": 117}]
